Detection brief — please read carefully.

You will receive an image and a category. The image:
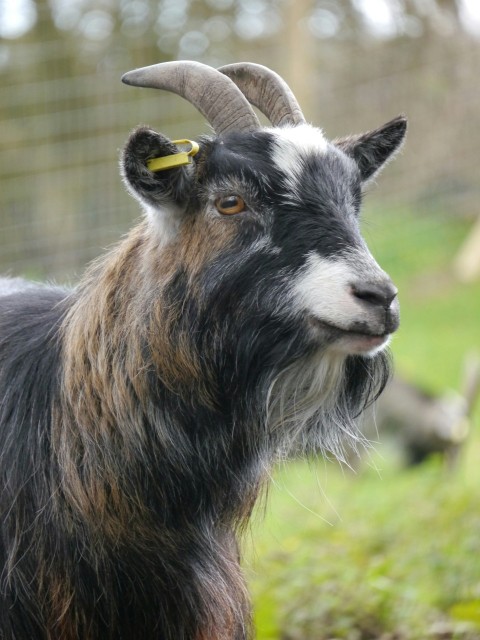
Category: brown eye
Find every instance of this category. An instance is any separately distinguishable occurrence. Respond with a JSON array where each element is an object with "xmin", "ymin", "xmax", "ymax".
[{"xmin": 215, "ymin": 195, "xmax": 246, "ymax": 215}]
